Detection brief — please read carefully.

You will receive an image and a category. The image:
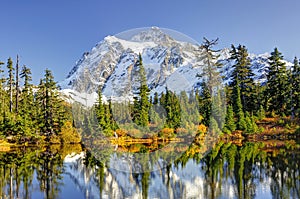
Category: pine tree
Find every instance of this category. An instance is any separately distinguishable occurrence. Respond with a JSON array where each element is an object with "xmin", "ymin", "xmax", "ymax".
[
  {"xmin": 197, "ymin": 38, "xmax": 224, "ymax": 130},
  {"xmin": 291, "ymin": 57, "xmax": 300, "ymax": 117},
  {"xmin": 95, "ymin": 86, "xmax": 106, "ymax": 129},
  {"xmin": 0, "ymin": 61, "xmax": 6, "ymax": 113},
  {"xmin": 257, "ymin": 105, "xmax": 265, "ymax": 120},
  {"xmin": 36, "ymin": 69, "xmax": 66, "ymax": 139},
  {"xmin": 265, "ymin": 48, "xmax": 290, "ymax": 115},
  {"xmin": 198, "ymin": 38, "xmax": 223, "ymax": 94},
  {"xmin": 252, "ymin": 83, "xmax": 266, "ymax": 113},
  {"xmin": 244, "ymin": 112, "xmax": 258, "ymax": 134},
  {"xmin": 235, "ymin": 82, "xmax": 246, "ymax": 130},
  {"xmin": 159, "ymin": 92, "xmax": 165, "ymax": 107},
  {"xmin": 163, "ymin": 88, "xmax": 181, "ymax": 129},
  {"xmin": 198, "ymin": 81, "xmax": 211, "ymax": 126},
  {"xmin": 7, "ymin": 58, "xmax": 14, "ymax": 113},
  {"xmin": 229, "ymin": 45, "xmax": 255, "ymax": 112},
  {"xmin": 153, "ymin": 92, "xmax": 159, "ymax": 105},
  {"xmin": 132, "ymin": 54, "xmax": 150, "ymax": 127},
  {"xmin": 223, "ymin": 104, "xmax": 236, "ymax": 133},
  {"xmin": 164, "ymin": 88, "xmax": 173, "ymax": 128},
  {"xmin": 244, "ymin": 112, "xmax": 252, "ymax": 133},
  {"xmin": 19, "ymin": 65, "xmax": 34, "ymax": 135},
  {"xmin": 15, "ymin": 55, "xmax": 20, "ymax": 114}
]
